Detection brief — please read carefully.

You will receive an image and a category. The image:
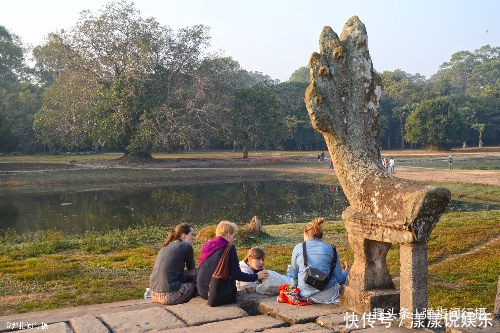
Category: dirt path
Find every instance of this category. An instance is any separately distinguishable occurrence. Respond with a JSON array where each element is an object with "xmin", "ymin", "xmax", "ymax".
[
  {"xmin": 244, "ymin": 165, "xmax": 500, "ymax": 186},
  {"xmin": 429, "ymin": 235, "xmax": 500, "ymax": 267}
]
